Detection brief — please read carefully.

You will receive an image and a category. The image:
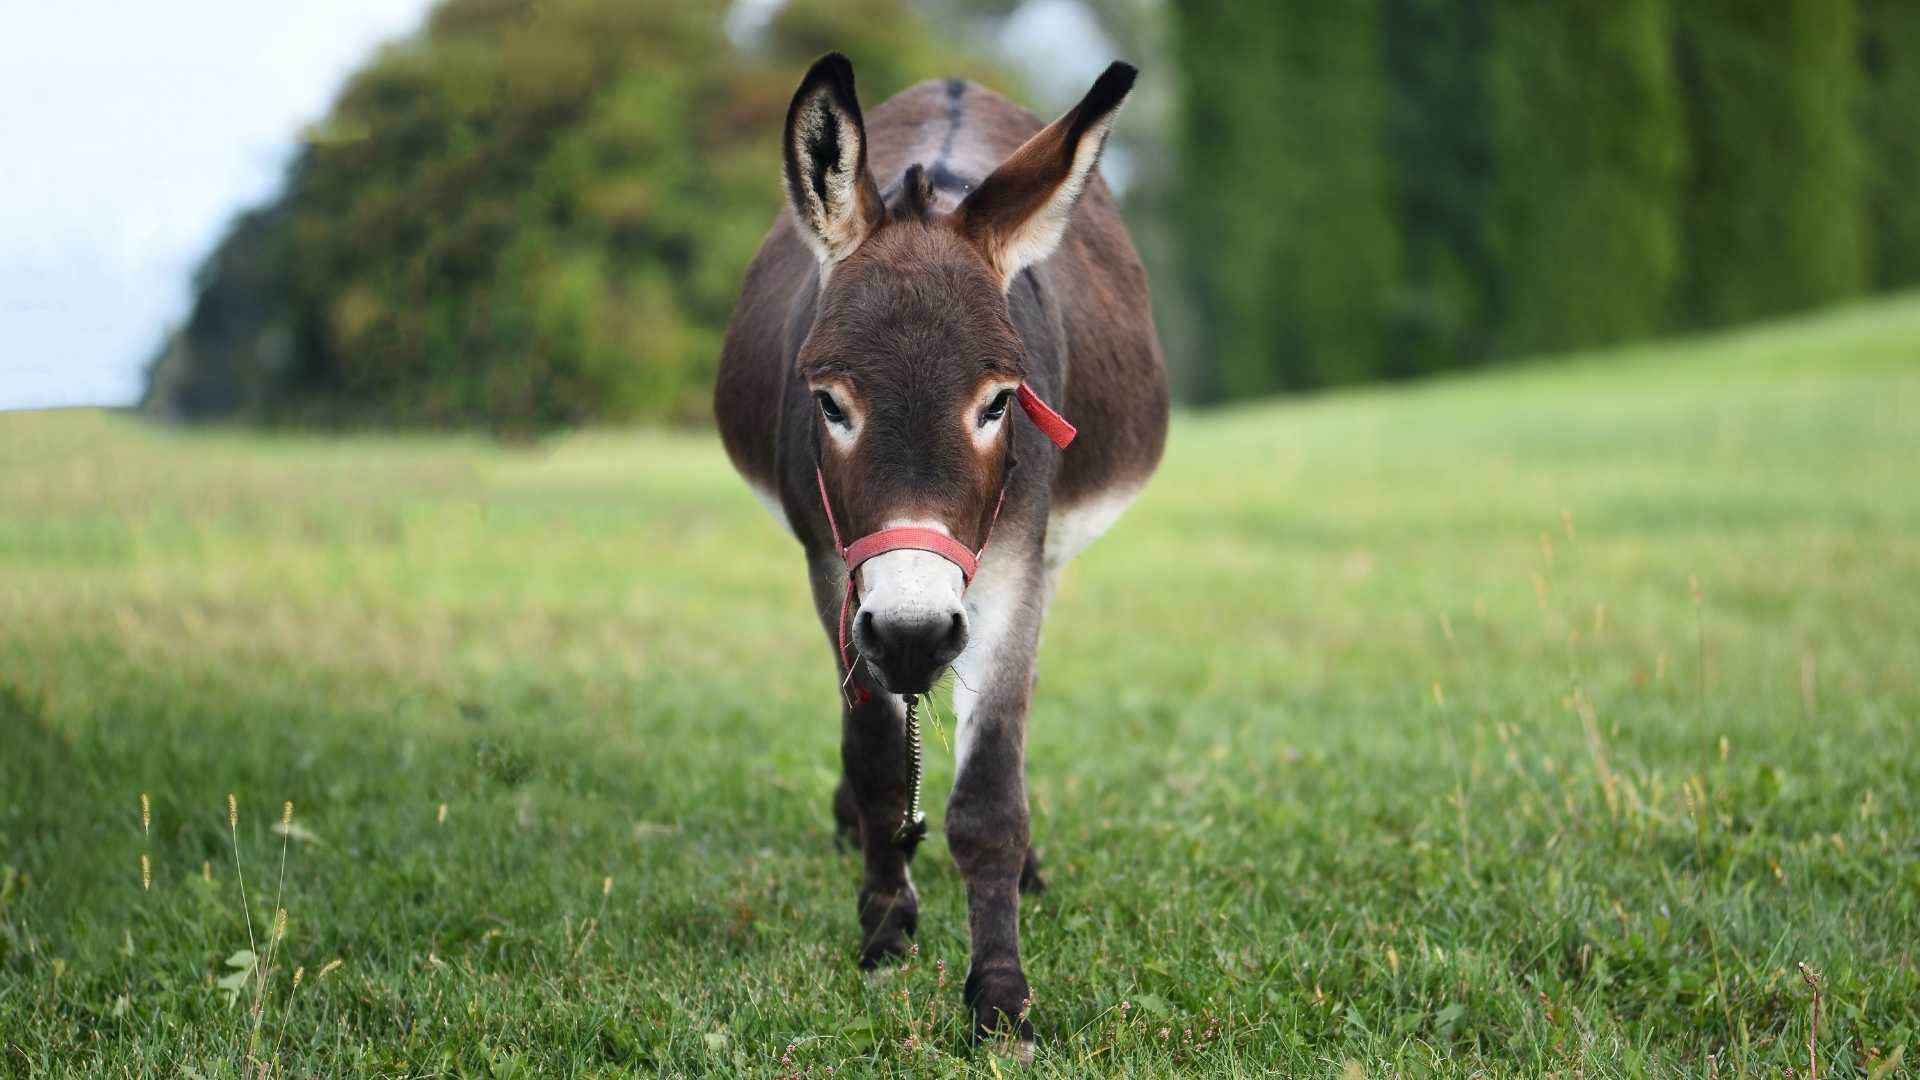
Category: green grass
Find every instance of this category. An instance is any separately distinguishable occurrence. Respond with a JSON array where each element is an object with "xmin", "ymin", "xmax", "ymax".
[{"xmin": 3, "ymin": 298, "xmax": 1918, "ymax": 1078}]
